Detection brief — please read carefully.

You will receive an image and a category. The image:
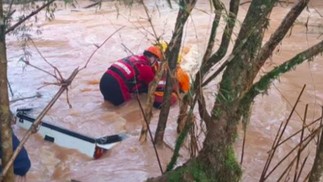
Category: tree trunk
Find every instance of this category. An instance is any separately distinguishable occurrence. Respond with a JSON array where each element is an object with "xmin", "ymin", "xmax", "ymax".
[
  {"xmin": 154, "ymin": 0, "xmax": 197, "ymax": 145},
  {"xmin": 149, "ymin": 0, "xmax": 280, "ymax": 181},
  {"xmin": 0, "ymin": 1, "xmax": 15, "ymax": 181},
  {"xmin": 149, "ymin": 0, "xmax": 322, "ymax": 181},
  {"xmin": 309, "ymin": 108, "xmax": 323, "ymax": 182}
]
